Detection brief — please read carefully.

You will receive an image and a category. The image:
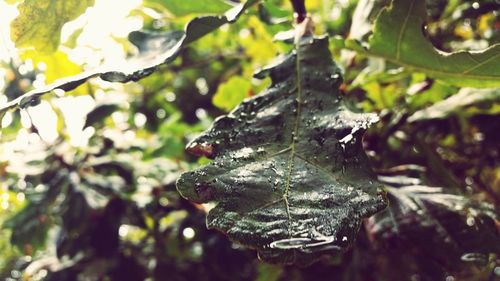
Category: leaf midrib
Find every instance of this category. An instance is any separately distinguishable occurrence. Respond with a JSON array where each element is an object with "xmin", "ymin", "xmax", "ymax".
[{"xmin": 282, "ymin": 40, "xmax": 304, "ymax": 237}]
